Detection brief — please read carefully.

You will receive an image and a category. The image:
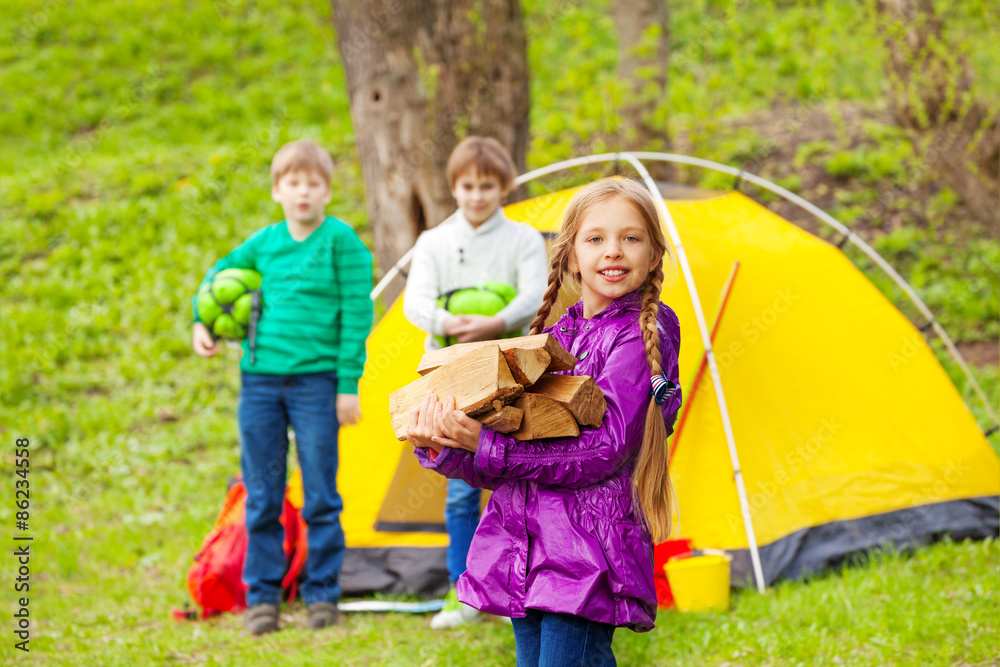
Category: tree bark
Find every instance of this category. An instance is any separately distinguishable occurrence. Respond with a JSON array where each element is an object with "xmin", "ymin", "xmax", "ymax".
[
  {"xmin": 875, "ymin": 0, "xmax": 998, "ymax": 225},
  {"xmin": 331, "ymin": 1, "xmax": 530, "ymax": 304},
  {"xmin": 612, "ymin": 0, "xmax": 674, "ymax": 182}
]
